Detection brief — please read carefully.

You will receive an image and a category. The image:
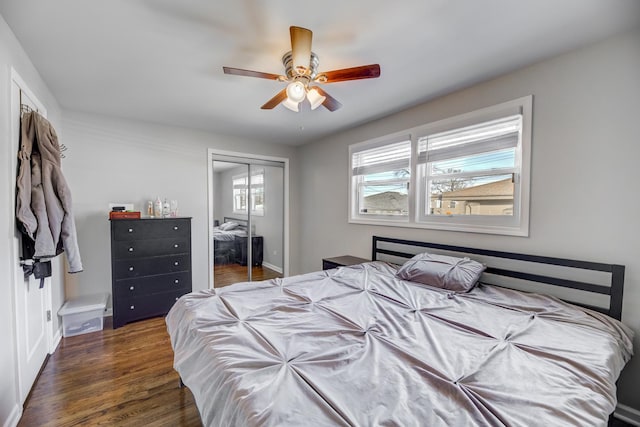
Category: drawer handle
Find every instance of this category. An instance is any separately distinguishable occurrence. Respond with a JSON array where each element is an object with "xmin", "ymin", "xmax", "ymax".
[
  {"xmin": 128, "ymin": 228, "xmax": 133, "ymax": 233},
  {"xmin": 130, "ymin": 305, "xmax": 135, "ymax": 310},
  {"xmin": 129, "ymin": 286, "xmax": 135, "ymax": 291},
  {"xmin": 173, "ymin": 226, "xmax": 179, "ymax": 230},
  {"xmin": 174, "ymin": 279, "xmax": 179, "ymax": 284},
  {"xmin": 174, "ymin": 261, "xmax": 179, "ymax": 266},
  {"xmin": 128, "ymin": 247, "xmax": 134, "ymax": 252},
  {"xmin": 174, "ymin": 244, "xmax": 179, "ymax": 248},
  {"xmin": 129, "ymin": 266, "xmax": 134, "ymax": 271}
]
